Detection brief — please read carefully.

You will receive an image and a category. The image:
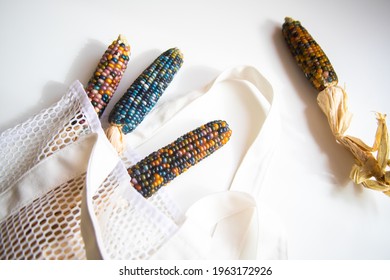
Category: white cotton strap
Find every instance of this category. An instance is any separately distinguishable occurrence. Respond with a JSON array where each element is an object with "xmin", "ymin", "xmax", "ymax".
[
  {"xmin": 216, "ymin": 66, "xmax": 280, "ymax": 195},
  {"xmin": 81, "ymin": 133, "xmax": 119, "ymax": 260},
  {"xmin": 150, "ymin": 191, "xmax": 257, "ymax": 259}
]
